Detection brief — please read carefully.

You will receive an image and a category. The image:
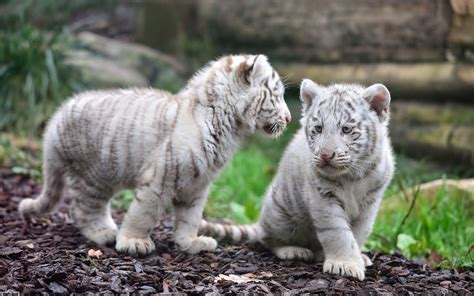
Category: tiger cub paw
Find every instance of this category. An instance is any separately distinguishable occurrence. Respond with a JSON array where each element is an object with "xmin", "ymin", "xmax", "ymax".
[
  {"xmin": 274, "ymin": 246, "xmax": 314, "ymax": 261},
  {"xmin": 179, "ymin": 236, "xmax": 218, "ymax": 255},
  {"xmin": 82, "ymin": 225, "xmax": 118, "ymax": 246},
  {"xmin": 323, "ymin": 256, "xmax": 365, "ymax": 281},
  {"xmin": 115, "ymin": 234, "xmax": 156, "ymax": 256}
]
